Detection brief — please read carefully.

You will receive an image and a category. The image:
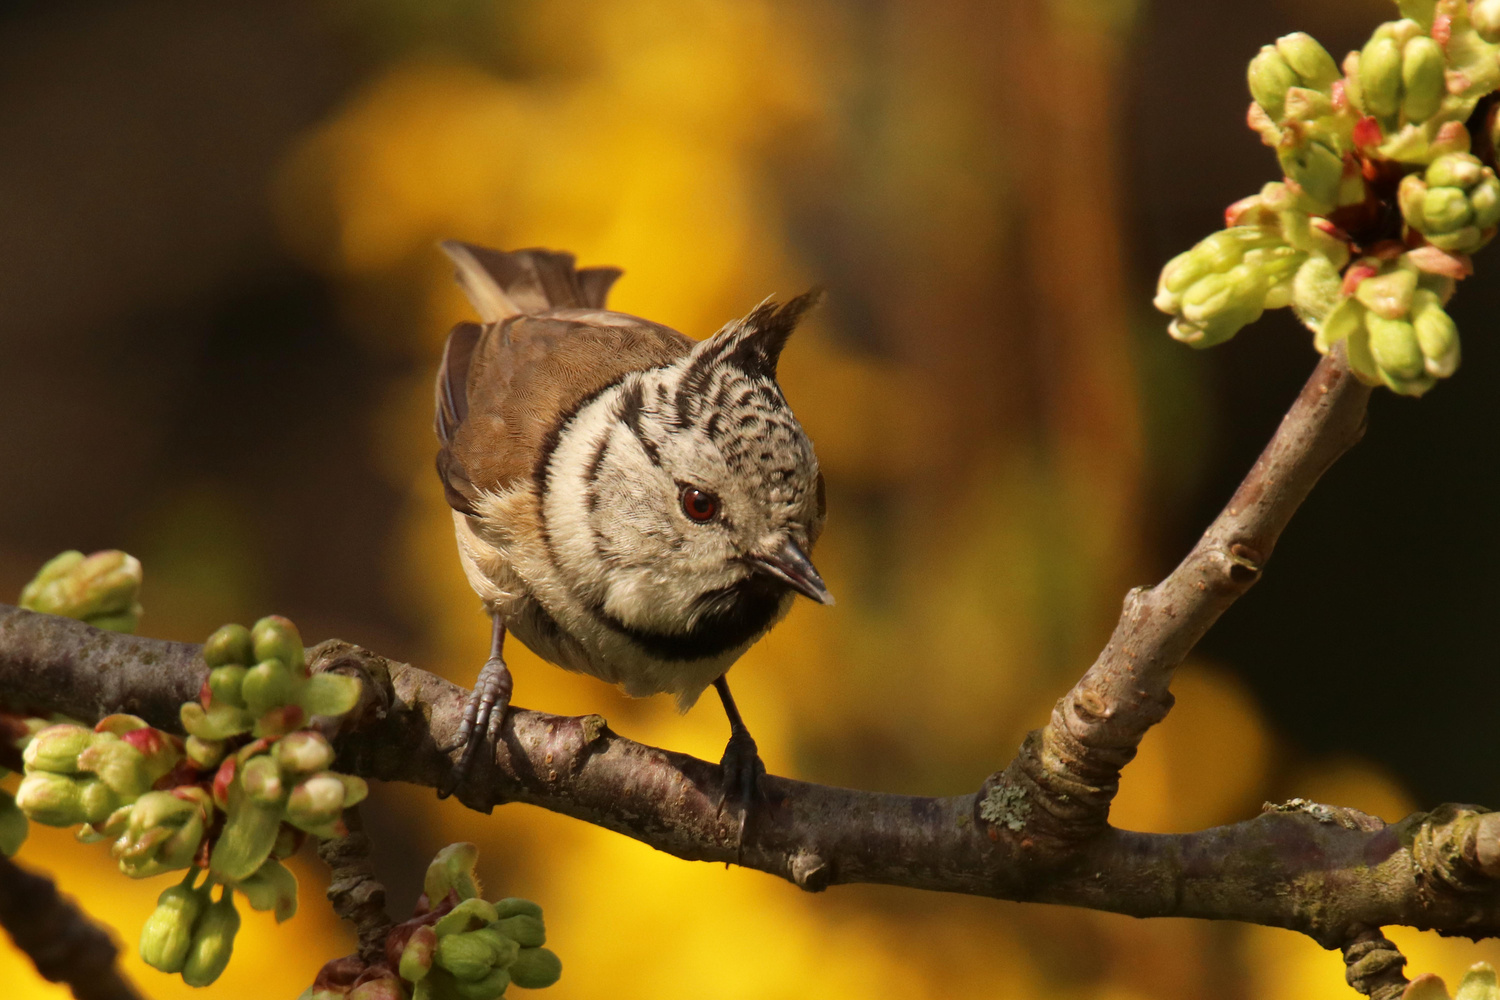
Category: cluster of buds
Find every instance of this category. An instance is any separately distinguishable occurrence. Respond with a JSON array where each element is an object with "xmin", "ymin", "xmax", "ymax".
[
  {"xmin": 20, "ymin": 549, "xmax": 143, "ymax": 633},
  {"xmin": 16, "ymin": 715, "xmax": 183, "ymax": 832},
  {"xmin": 183, "ymin": 616, "xmax": 361, "ymax": 749},
  {"xmin": 1399, "ymin": 152, "xmax": 1500, "ymax": 251},
  {"xmin": 139, "ymin": 875, "xmax": 242, "ymax": 986},
  {"xmin": 1156, "ymin": 0, "xmax": 1500, "ymax": 398},
  {"xmin": 305, "ymin": 844, "xmax": 562, "ymax": 1000},
  {"xmin": 1405, "ymin": 961, "xmax": 1499, "ymax": 1000}
]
